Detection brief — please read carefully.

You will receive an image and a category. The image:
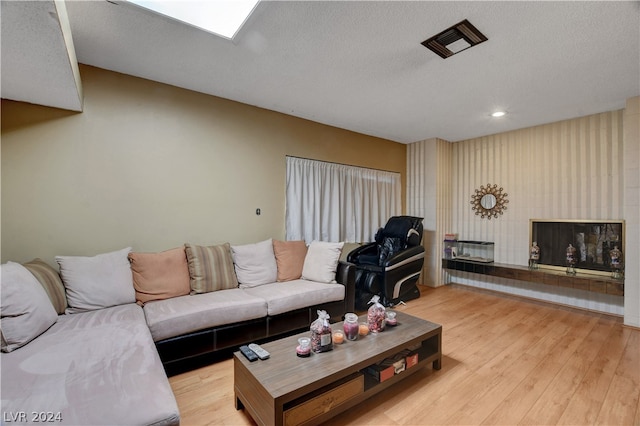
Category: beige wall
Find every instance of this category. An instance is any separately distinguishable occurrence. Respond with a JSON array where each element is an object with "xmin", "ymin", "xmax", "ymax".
[{"xmin": 1, "ymin": 65, "xmax": 406, "ymax": 264}]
